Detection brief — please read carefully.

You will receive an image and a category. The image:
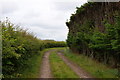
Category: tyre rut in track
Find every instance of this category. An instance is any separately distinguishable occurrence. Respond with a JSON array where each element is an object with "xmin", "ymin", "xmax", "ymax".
[
  {"xmin": 40, "ymin": 51, "xmax": 52, "ymax": 78},
  {"xmin": 57, "ymin": 52, "xmax": 93, "ymax": 78}
]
